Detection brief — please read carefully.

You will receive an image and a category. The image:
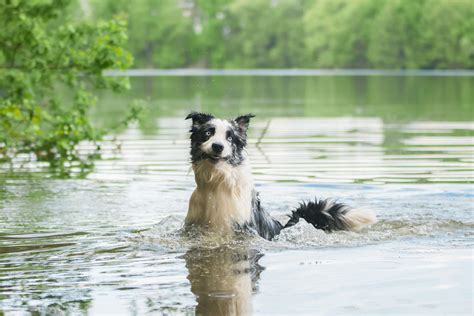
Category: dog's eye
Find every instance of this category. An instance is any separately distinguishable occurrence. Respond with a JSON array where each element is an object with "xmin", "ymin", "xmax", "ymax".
[
  {"xmin": 227, "ymin": 136, "xmax": 232, "ymax": 142},
  {"xmin": 205, "ymin": 131, "xmax": 212, "ymax": 136}
]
